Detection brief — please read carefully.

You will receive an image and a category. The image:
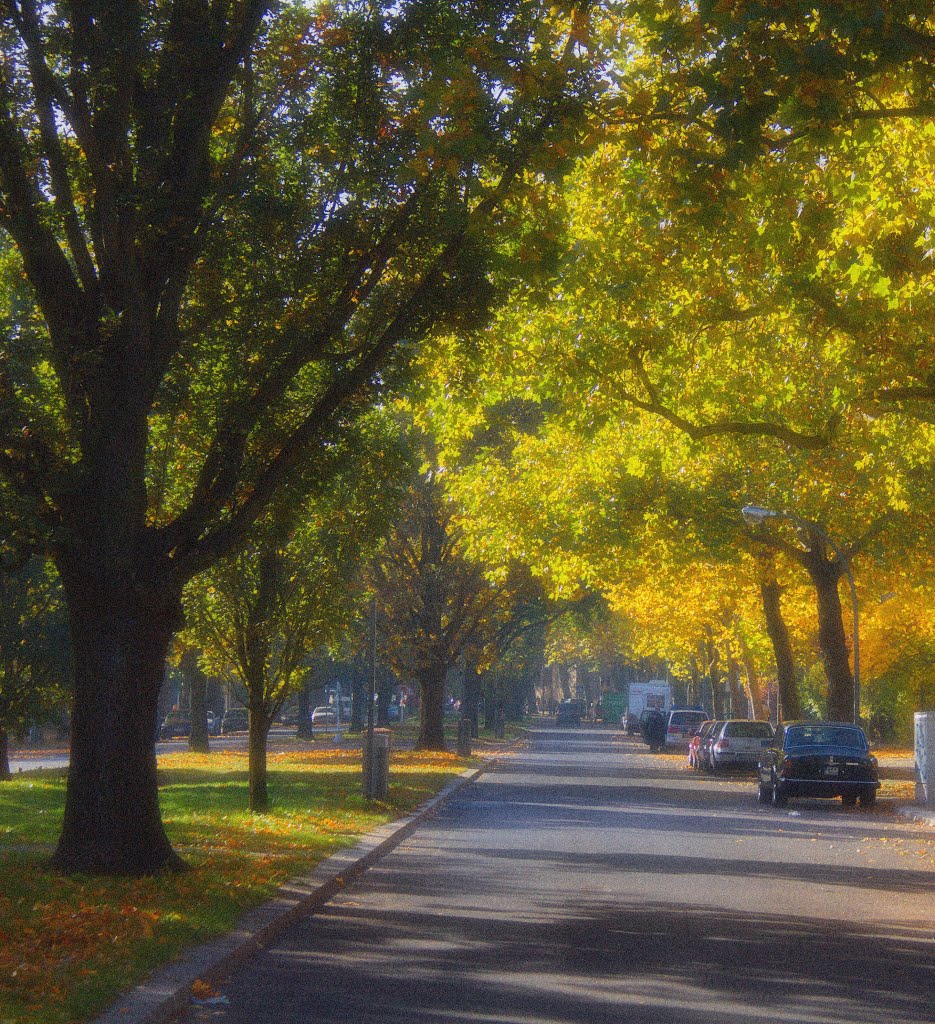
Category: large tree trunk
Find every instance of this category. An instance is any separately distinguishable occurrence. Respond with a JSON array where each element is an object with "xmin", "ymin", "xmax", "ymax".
[
  {"xmin": 759, "ymin": 575, "xmax": 801, "ymax": 722},
  {"xmin": 801, "ymin": 550, "xmax": 854, "ymax": 722},
  {"xmin": 725, "ymin": 645, "xmax": 746, "ymax": 718},
  {"xmin": 704, "ymin": 630, "xmax": 725, "ymax": 719},
  {"xmin": 737, "ymin": 637, "xmax": 768, "ymax": 720},
  {"xmin": 688, "ymin": 658, "xmax": 701, "ymax": 708},
  {"xmin": 0, "ymin": 727, "xmax": 9, "ymax": 780},
  {"xmin": 463, "ymin": 663, "xmax": 481, "ymax": 739},
  {"xmin": 248, "ymin": 709, "xmax": 273, "ymax": 812},
  {"xmin": 51, "ymin": 567, "xmax": 185, "ymax": 875},
  {"xmin": 184, "ymin": 650, "xmax": 210, "ymax": 754},
  {"xmin": 416, "ymin": 664, "xmax": 447, "ymax": 750},
  {"xmin": 296, "ymin": 678, "xmax": 313, "ymax": 738}
]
